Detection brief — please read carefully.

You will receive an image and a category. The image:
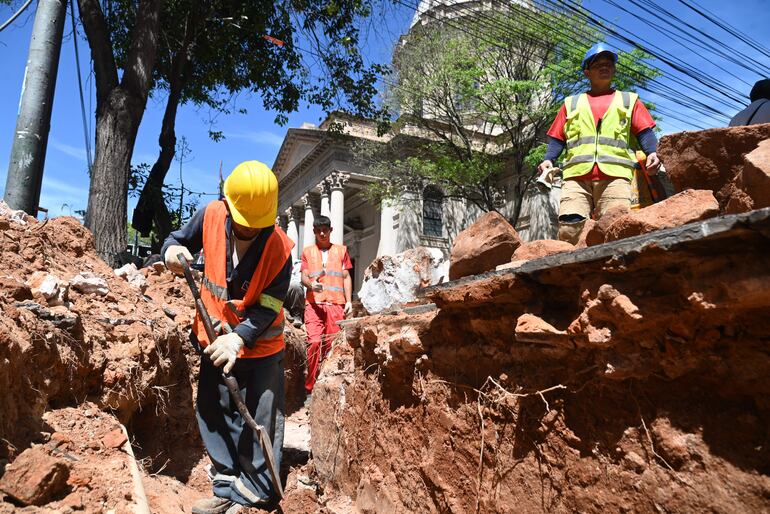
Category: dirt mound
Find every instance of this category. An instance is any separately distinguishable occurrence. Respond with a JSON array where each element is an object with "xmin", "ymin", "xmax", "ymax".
[
  {"xmin": 310, "ymin": 211, "xmax": 770, "ymax": 512},
  {"xmin": 658, "ymin": 123, "xmax": 770, "ymax": 212},
  {"xmin": 0, "ymin": 209, "xmax": 309, "ymax": 512}
]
